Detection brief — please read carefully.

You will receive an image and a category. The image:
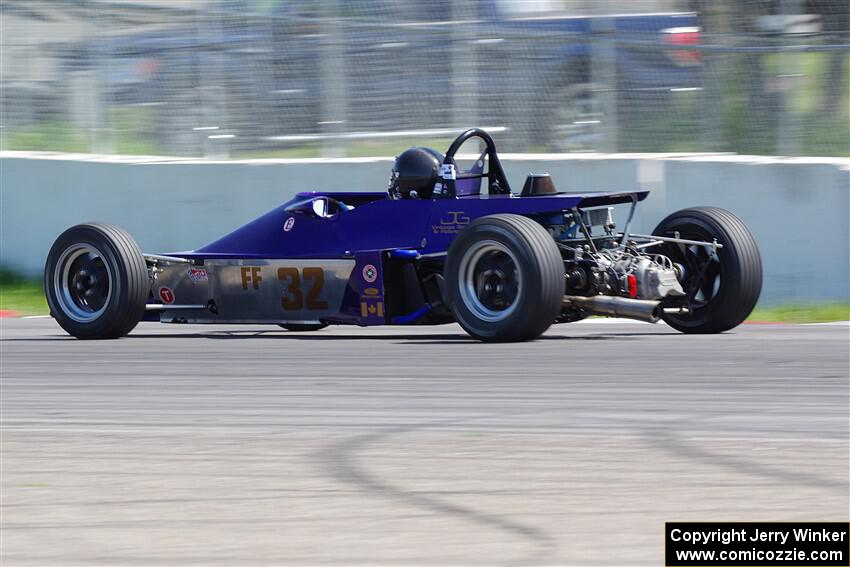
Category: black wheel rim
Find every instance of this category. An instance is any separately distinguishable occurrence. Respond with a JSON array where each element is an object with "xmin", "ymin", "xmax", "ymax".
[
  {"xmin": 54, "ymin": 244, "xmax": 112, "ymax": 323},
  {"xmin": 458, "ymin": 240, "xmax": 522, "ymax": 322},
  {"xmin": 658, "ymin": 225, "xmax": 722, "ymax": 311}
]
